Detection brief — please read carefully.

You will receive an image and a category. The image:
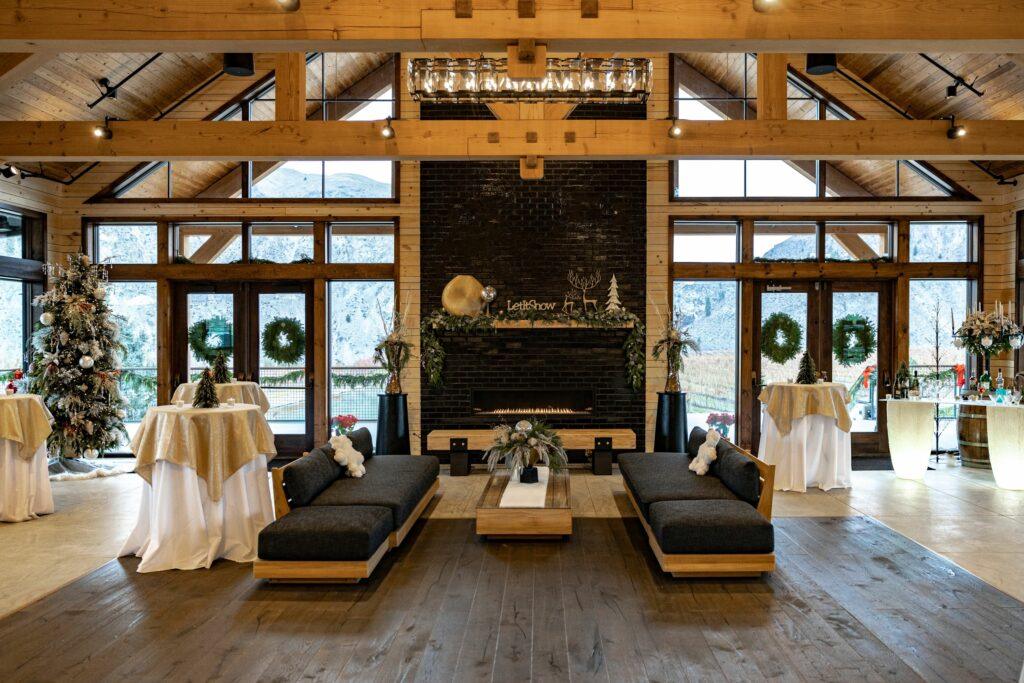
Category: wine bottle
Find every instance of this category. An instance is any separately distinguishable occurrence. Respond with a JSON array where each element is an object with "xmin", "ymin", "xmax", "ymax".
[{"xmin": 996, "ymin": 369, "xmax": 1005, "ymax": 391}]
